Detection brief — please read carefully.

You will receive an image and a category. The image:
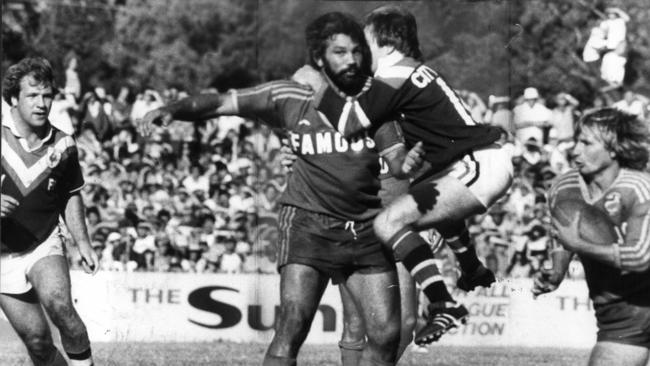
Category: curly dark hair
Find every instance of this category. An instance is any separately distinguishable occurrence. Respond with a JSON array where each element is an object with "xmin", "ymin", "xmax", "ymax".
[
  {"xmin": 305, "ymin": 12, "xmax": 371, "ymax": 75},
  {"xmin": 575, "ymin": 107, "xmax": 650, "ymax": 170},
  {"xmin": 2, "ymin": 57, "xmax": 55, "ymax": 105},
  {"xmin": 364, "ymin": 5, "xmax": 423, "ymax": 60}
]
